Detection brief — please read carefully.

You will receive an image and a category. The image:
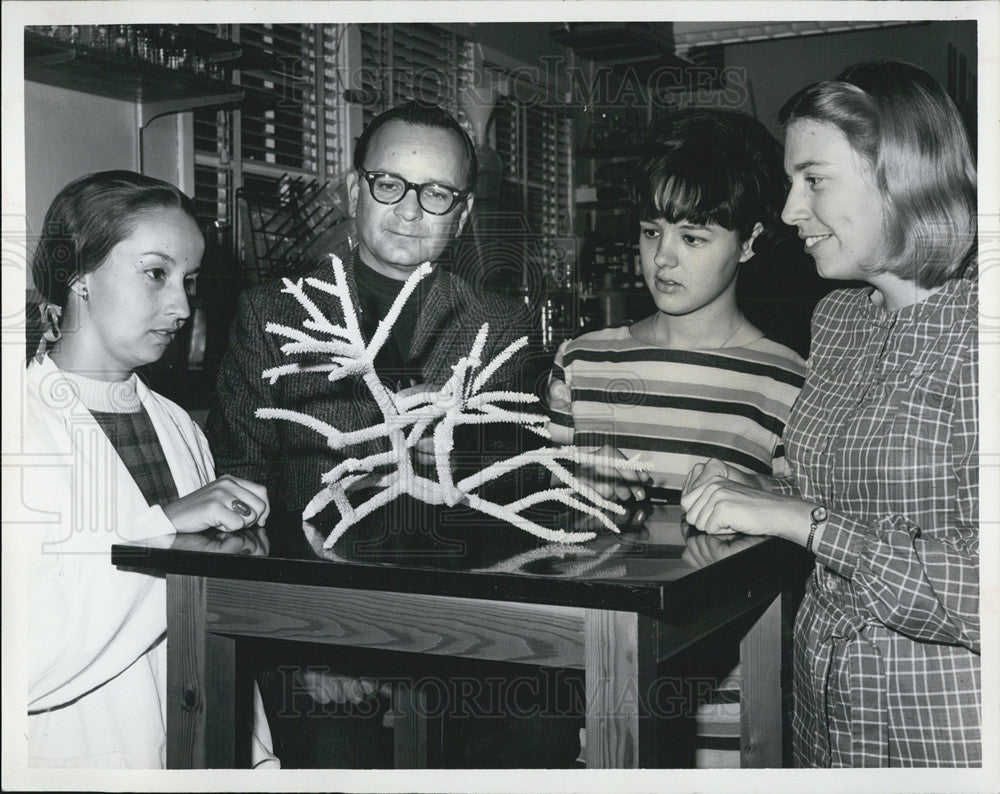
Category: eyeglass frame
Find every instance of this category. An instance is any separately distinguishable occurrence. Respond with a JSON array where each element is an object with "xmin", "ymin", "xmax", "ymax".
[{"xmin": 355, "ymin": 168, "xmax": 471, "ymax": 216}]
